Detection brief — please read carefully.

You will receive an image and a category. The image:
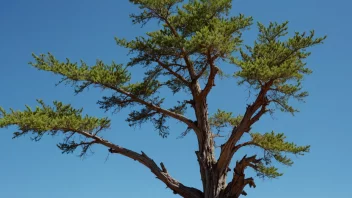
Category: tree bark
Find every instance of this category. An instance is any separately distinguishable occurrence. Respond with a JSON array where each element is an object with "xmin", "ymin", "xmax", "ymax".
[{"xmin": 192, "ymin": 97, "xmax": 224, "ymax": 198}]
